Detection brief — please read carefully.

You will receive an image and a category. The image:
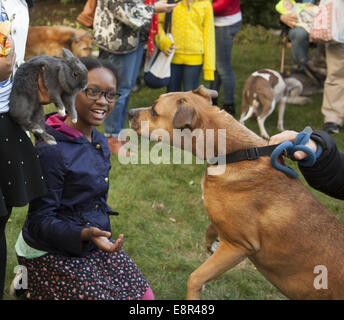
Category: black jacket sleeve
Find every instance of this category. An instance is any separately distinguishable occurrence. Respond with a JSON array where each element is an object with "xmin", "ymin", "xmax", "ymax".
[{"xmin": 298, "ymin": 130, "xmax": 344, "ymax": 199}]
